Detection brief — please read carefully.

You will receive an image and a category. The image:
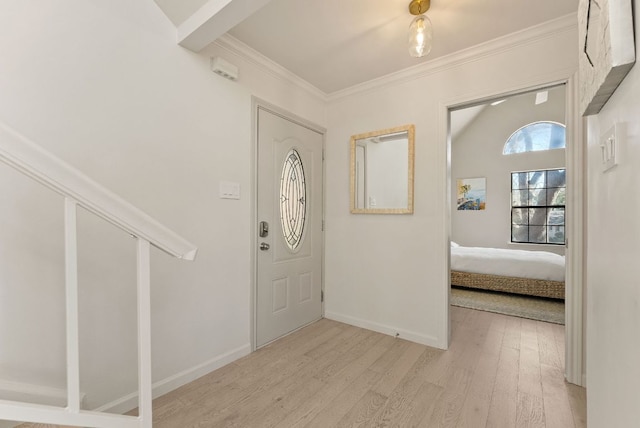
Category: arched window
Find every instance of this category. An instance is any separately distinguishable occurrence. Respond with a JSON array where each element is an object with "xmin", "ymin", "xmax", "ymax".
[{"xmin": 503, "ymin": 121, "xmax": 566, "ymax": 155}]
